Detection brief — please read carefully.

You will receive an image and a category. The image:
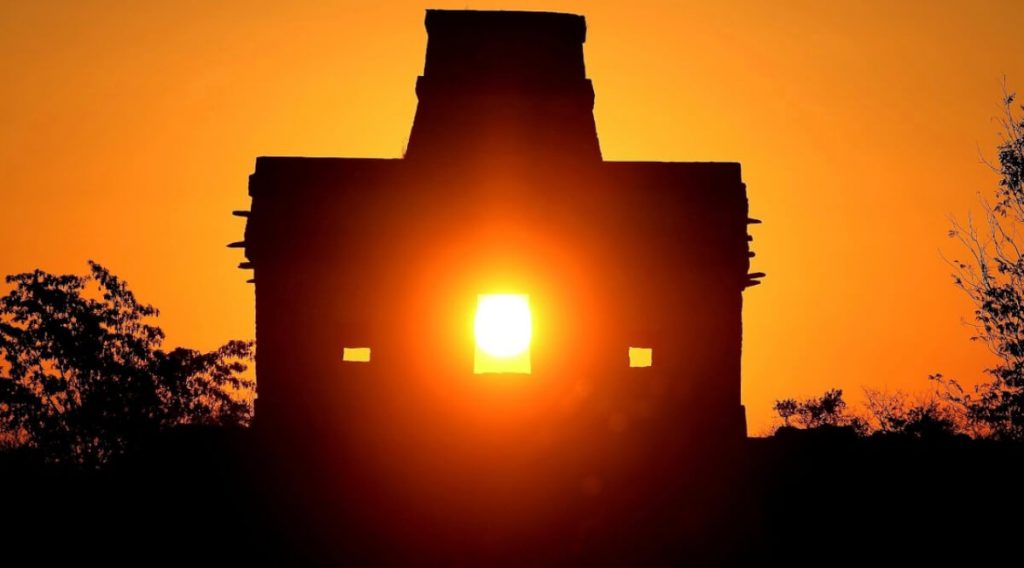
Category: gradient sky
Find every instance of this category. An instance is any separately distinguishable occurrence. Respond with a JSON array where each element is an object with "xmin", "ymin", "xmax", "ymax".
[{"xmin": 3, "ymin": 1, "xmax": 1023, "ymax": 432}]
